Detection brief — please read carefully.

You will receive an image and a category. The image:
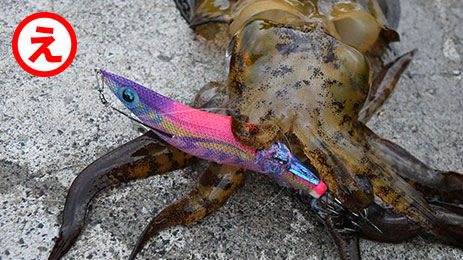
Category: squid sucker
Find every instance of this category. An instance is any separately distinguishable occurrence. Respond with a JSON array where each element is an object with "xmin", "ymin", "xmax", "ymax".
[{"xmin": 49, "ymin": 1, "xmax": 463, "ymax": 260}]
